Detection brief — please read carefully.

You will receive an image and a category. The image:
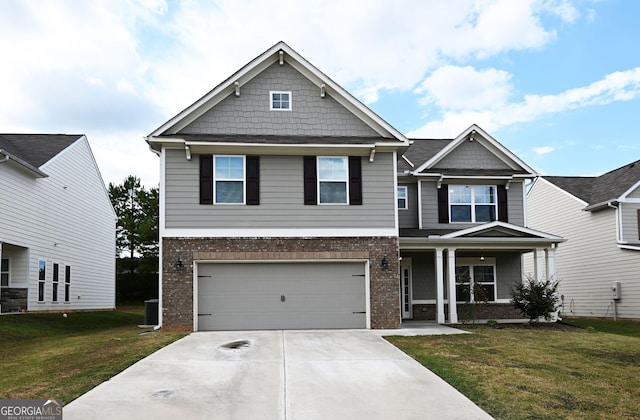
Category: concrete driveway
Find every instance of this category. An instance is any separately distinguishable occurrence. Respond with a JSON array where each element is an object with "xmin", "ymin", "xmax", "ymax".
[{"xmin": 64, "ymin": 330, "xmax": 492, "ymax": 419}]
